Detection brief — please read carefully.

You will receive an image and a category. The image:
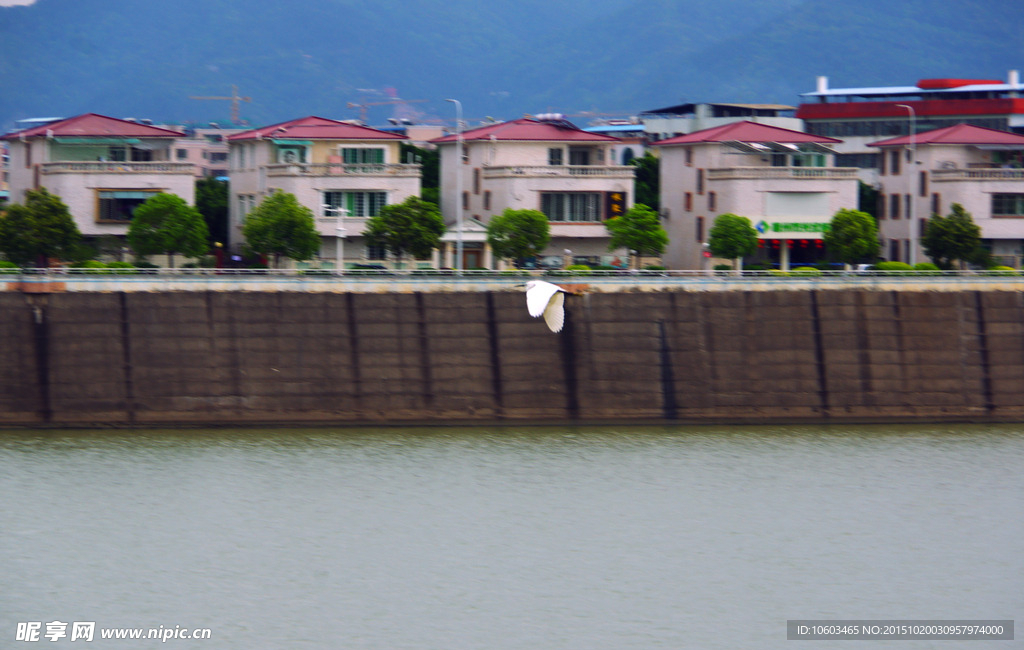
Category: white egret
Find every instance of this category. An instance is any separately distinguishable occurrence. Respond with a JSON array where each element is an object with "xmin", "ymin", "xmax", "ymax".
[{"xmin": 524, "ymin": 280, "xmax": 566, "ymax": 333}]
